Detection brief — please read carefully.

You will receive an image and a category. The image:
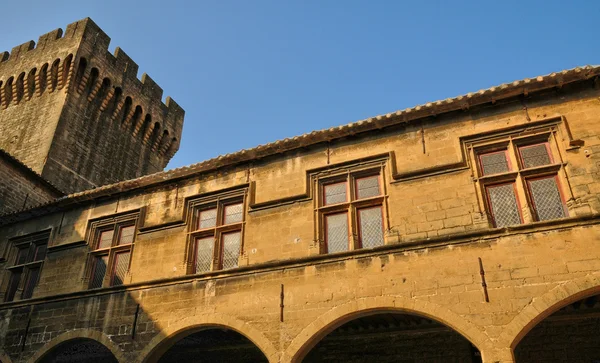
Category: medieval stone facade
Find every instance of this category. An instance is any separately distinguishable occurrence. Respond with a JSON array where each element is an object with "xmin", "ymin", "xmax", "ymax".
[{"xmin": 0, "ymin": 18, "xmax": 599, "ymax": 363}]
